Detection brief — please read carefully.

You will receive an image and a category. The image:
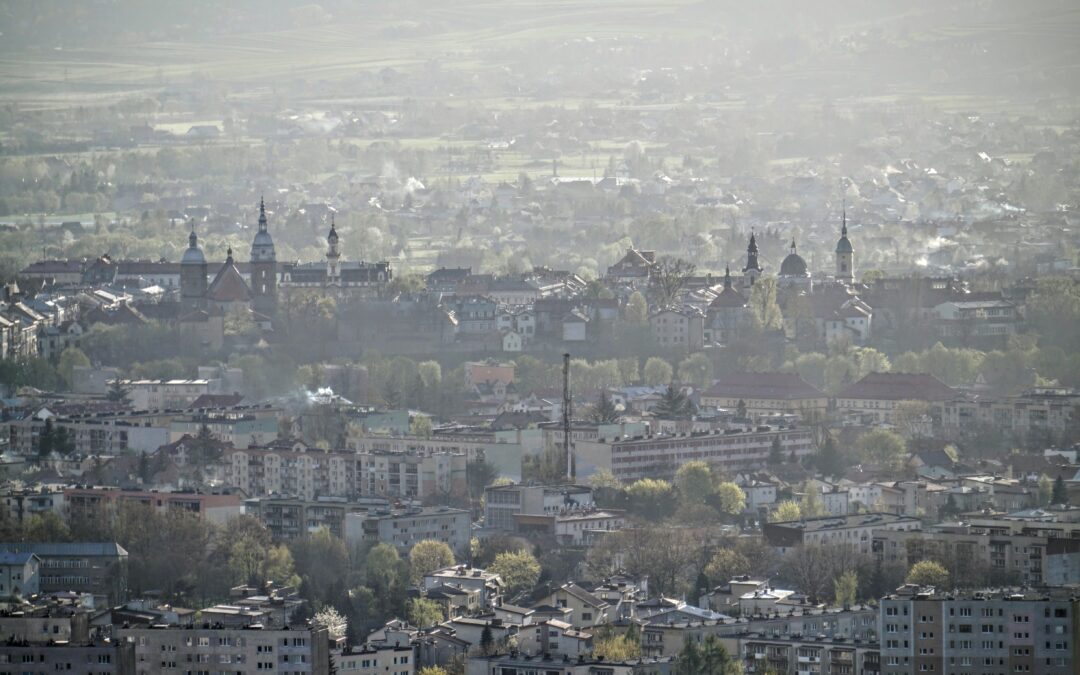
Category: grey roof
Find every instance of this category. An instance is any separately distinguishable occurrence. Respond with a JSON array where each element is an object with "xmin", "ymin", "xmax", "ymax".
[{"xmin": 0, "ymin": 542, "xmax": 128, "ymax": 557}]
